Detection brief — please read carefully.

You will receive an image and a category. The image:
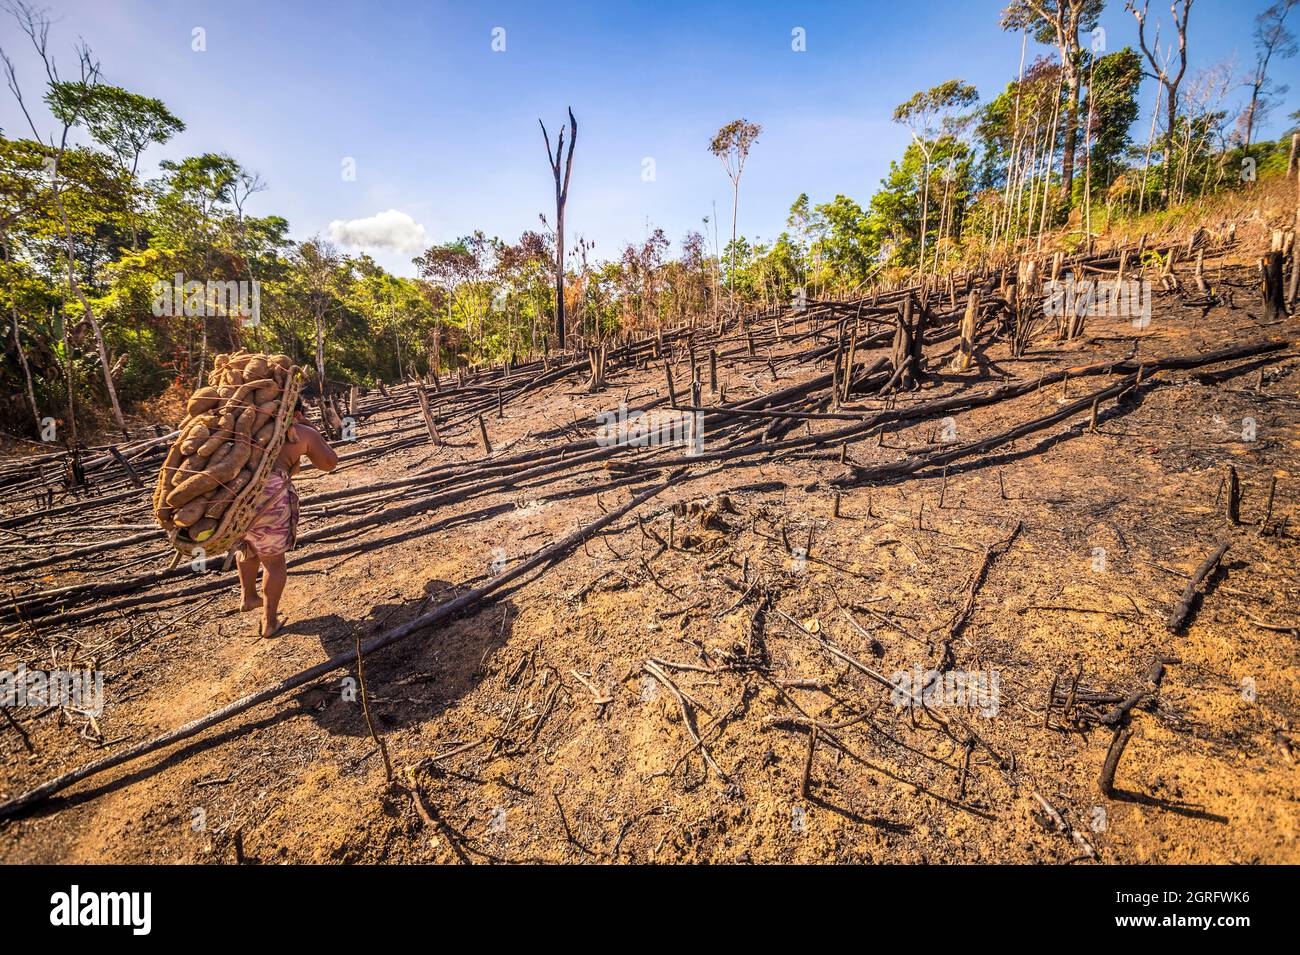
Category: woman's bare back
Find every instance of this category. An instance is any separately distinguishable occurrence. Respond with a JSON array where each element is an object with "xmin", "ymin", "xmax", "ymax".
[{"xmin": 276, "ymin": 422, "xmax": 339, "ymax": 475}]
